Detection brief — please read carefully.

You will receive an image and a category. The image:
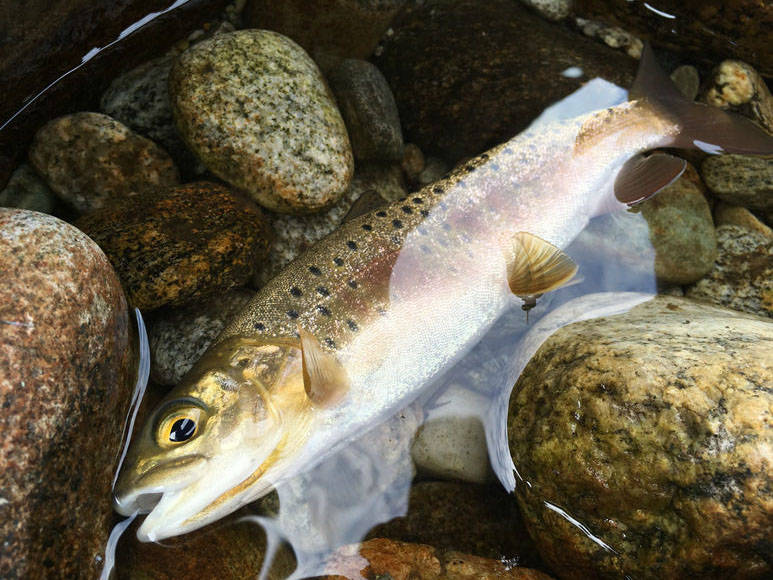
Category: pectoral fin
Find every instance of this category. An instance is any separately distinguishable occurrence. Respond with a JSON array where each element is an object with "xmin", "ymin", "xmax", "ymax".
[
  {"xmin": 298, "ymin": 327, "xmax": 349, "ymax": 408},
  {"xmin": 506, "ymin": 232, "xmax": 578, "ymax": 298},
  {"xmin": 614, "ymin": 152, "xmax": 686, "ymax": 205}
]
